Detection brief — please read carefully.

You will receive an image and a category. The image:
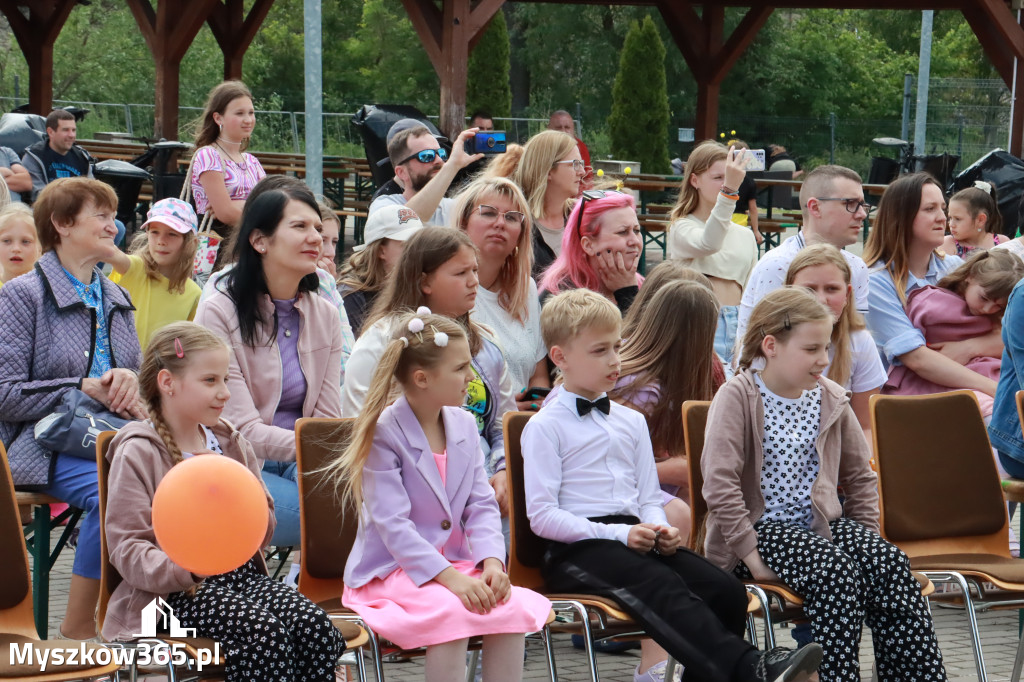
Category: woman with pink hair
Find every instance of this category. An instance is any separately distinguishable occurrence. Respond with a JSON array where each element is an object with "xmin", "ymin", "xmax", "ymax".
[{"xmin": 538, "ymin": 190, "xmax": 643, "ymax": 314}]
